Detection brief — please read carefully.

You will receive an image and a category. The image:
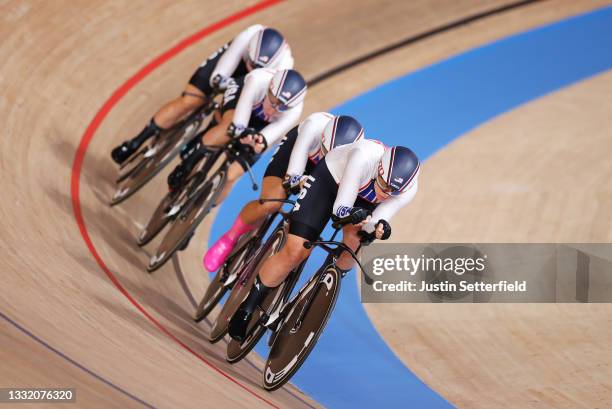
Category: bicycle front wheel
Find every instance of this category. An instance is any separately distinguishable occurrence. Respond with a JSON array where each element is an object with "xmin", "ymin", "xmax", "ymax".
[
  {"xmin": 147, "ymin": 169, "xmax": 226, "ymax": 272},
  {"xmin": 194, "ymin": 234, "xmax": 255, "ymax": 322},
  {"xmin": 137, "ymin": 190, "xmax": 176, "ymax": 246},
  {"xmin": 208, "ymin": 226, "xmax": 286, "ymax": 343},
  {"xmin": 263, "ymin": 266, "xmax": 342, "ymax": 391}
]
